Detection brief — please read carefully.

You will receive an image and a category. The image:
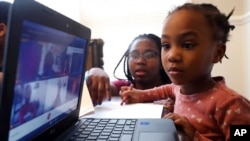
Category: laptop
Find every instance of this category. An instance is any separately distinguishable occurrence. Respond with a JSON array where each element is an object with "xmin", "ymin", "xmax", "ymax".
[{"xmin": 0, "ymin": 0, "xmax": 179, "ymax": 141}]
